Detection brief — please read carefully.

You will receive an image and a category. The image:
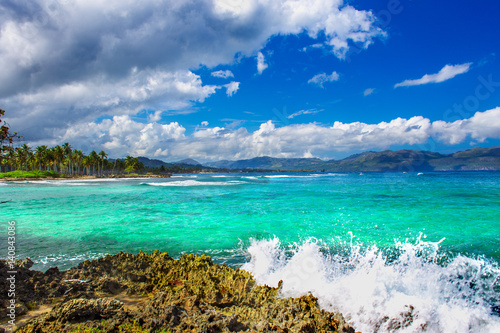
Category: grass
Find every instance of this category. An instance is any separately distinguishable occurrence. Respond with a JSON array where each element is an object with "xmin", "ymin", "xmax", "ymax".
[{"xmin": 0, "ymin": 170, "xmax": 61, "ymax": 178}]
